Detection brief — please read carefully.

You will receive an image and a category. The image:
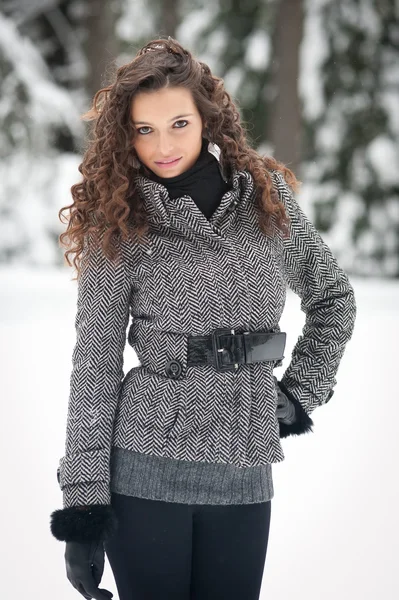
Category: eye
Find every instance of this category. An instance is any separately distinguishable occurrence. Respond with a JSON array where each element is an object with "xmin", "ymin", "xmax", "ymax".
[
  {"xmin": 174, "ymin": 120, "xmax": 188, "ymax": 128},
  {"xmin": 137, "ymin": 126, "xmax": 151, "ymax": 135},
  {"xmin": 137, "ymin": 119, "xmax": 188, "ymax": 135}
]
